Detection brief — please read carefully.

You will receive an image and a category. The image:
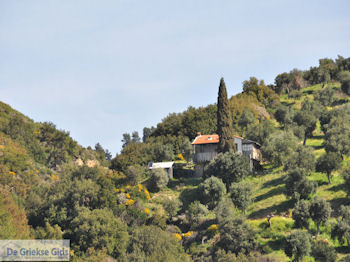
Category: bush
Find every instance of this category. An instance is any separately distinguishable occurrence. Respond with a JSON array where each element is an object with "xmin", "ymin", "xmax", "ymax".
[
  {"xmin": 292, "ymin": 200, "xmax": 310, "ymax": 229},
  {"xmin": 311, "ymin": 240, "xmax": 337, "ymax": 262},
  {"xmin": 229, "ymin": 182, "xmax": 253, "ymax": 214},
  {"xmin": 285, "ymin": 169, "xmax": 317, "ymax": 200},
  {"xmin": 198, "ymin": 176, "xmax": 226, "ymax": 209},
  {"xmin": 340, "ymin": 71, "xmax": 350, "ymax": 95},
  {"xmin": 284, "ymin": 230, "xmax": 312, "ymax": 262},
  {"xmin": 162, "ymin": 198, "xmax": 182, "ymax": 219},
  {"xmin": 205, "ymin": 151, "xmax": 250, "ymax": 188},
  {"xmin": 149, "ymin": 169, "xmax": 169, "ymax": 192},
  {"xmin": 315, "ymin": 86, "xmax": 336, "ymax": 106},
  {"xmin": 217, "ymin": 216, "xmax": 257, "ymax": 255},
  {"xmin": 284, "ymin": 145, "xmax": 315, "ymax": 173},
  {"xmin": 186, "ymin": 201, "xmax": 209, "ymax": 229},
  {"xmin": 124, "ymin": 165, "xmax": 145, "ymax": 186}
]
